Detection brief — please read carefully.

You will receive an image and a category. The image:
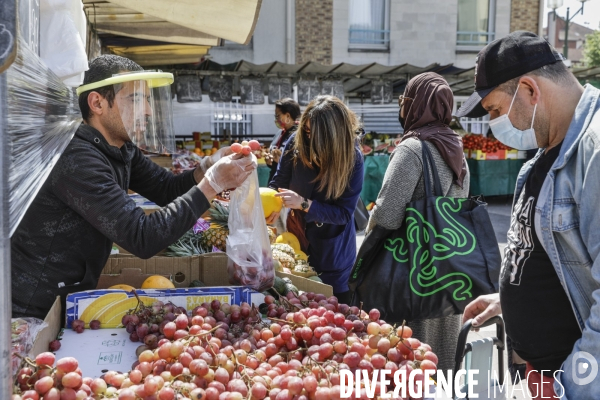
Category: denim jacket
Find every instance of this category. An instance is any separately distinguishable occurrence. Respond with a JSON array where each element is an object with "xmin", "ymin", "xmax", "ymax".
[{"xmin": 511, "ymin": 85, "xmax": 600, "ymax": 398}]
